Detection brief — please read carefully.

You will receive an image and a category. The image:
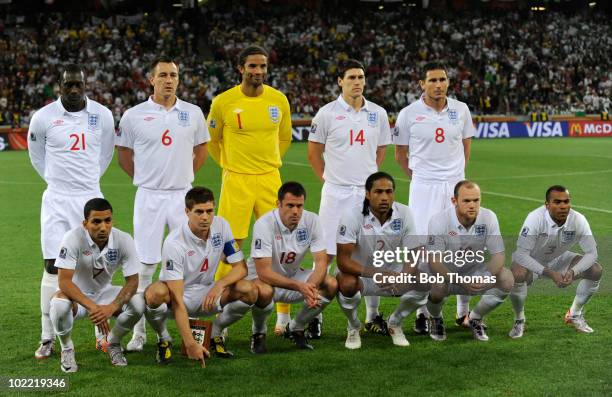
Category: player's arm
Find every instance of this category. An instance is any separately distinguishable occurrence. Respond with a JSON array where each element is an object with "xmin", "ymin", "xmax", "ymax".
[
  {"xmin": 486, "ymin": 252, "xmax": 505, "ymax": 276},
  {"xmin": 307, "ymin": 142, "xmax": 325, "ymax": 182},
  {"xmin": 165, "ymin": 279, "xmax": 203, "ymax": 346},
  {"xmin": 306, "ymin": 249, "xmax": 328, "ymax": 287},
  {"xmin": 462, "ymin": 138, "xmax": 472, "ymax": 169},
  {"xmin": 89, "ymin": 273, "xmax": 138, "ymax": 327},
  {"xmin": 376, "ymin": 145, "xmax": 387, "ymax": 167},
  {"xmin": 117, "ymin": 146, "xmax": 134, "ymax": 178},
  {"xmin": 566, "ymin": 221, "xmax": 598, "ymax": 280},
  {"xmin": 255, "ymin": 256, "xmax": 317, "ymax": 306},
  {"xmin": 461, "ymin": 105, "xmax": 475, "ymax": 169},
  {"xmin": 99, "ymin": 110, "xmax": 116, "ymax": 175},
  {"xmin": 206, "ymin": 100, "xmax": 223, "ymax": 164},
  {"xmin": 278, "ymin": 95, "xmax": 292, "ymax": 157},
  {"xmin": 193, "ymin": 143, "xmax": 208, "ymax": 173},
  {"xmin": 27, "ymin": 112, "xmax": 46, "ymax": 179},
  {"xmin": 394, "ymin": 145, "xmax": 411, "ymax": 177},
  {"xmin": 336, "ymin": 243, "xmax": 368, "ymax": 276},
  {"xmin": 376, "ymin": 109, "xmax": 391, "ymax": 168}
]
